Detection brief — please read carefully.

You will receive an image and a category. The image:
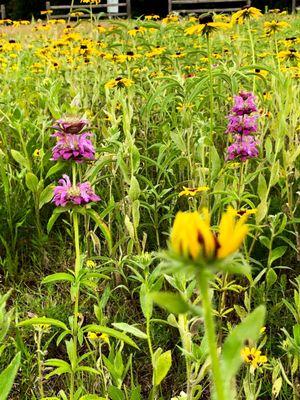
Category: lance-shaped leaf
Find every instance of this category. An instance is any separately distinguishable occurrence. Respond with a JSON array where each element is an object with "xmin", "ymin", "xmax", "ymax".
[{"xmin": 83, "ymin": 325, "xmax": 139, "ymax": 349}]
